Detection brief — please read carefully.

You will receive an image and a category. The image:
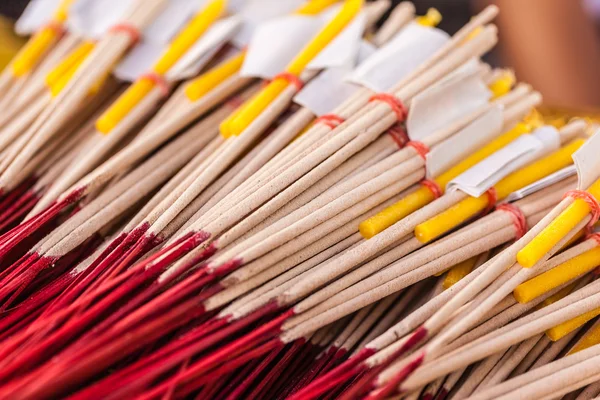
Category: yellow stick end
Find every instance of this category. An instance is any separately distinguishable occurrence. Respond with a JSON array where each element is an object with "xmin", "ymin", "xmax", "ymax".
[
  {"xmin": 517, "ymin": 200, "xmax": 593, "ymax": 268},
  {"xmin": 415, "ymin": 8, "xmax": 442, "ymax": 27},
  {"xmin": 443, "ymin": 257, "xmax": 477, "ymax": 289},
  {"xmin": 185, "ymin": 52, "xmax": 245, "ymax": 102},
  {"xmin": 546, "ymin": 307, "xmax": 600, "ymax": 342},
  {"xmin": 359, "ymin": 186, "xmax": 436, "ymax": 239},
  {"xmin": 96, "ymin": 78, "xmax": 155, "ymax": 134},
  {"xmin": 414, "ymin": 195, "xmax": 488, "ymax": 244},
  {"xmin": 569, "ymin": 322, "xmax": 600, "ymax": 354}
]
